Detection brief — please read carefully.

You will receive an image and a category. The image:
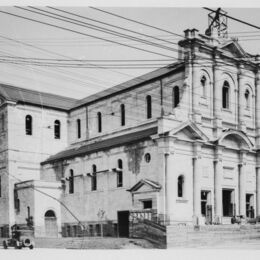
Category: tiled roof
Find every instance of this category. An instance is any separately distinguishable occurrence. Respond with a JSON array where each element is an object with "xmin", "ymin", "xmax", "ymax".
[
  {"xmin": 74, "ymin": 62, "xmax": 184, "ymax": 109},
  {"xmin": 0, "ymin": 83, "xmax": 77, "ymax": 111},
  {"xmin": 42, "ymin": 127, "xmax": 158, "ymax": 165}
]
